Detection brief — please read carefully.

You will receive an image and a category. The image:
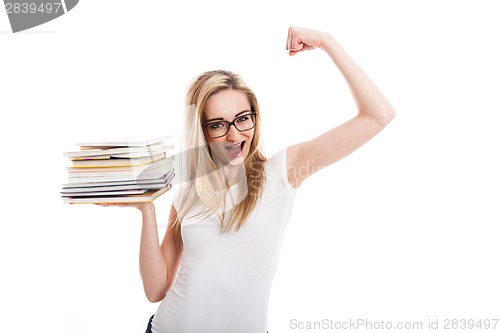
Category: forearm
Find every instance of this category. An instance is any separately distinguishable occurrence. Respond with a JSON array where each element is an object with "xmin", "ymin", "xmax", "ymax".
[
  {"xmin": 321, "ymin": 34, "xmax": 395, "ymax": 124},
  {"xmin": 139, "ymin": 203, "xmax": 168, "ymax": 302}
]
